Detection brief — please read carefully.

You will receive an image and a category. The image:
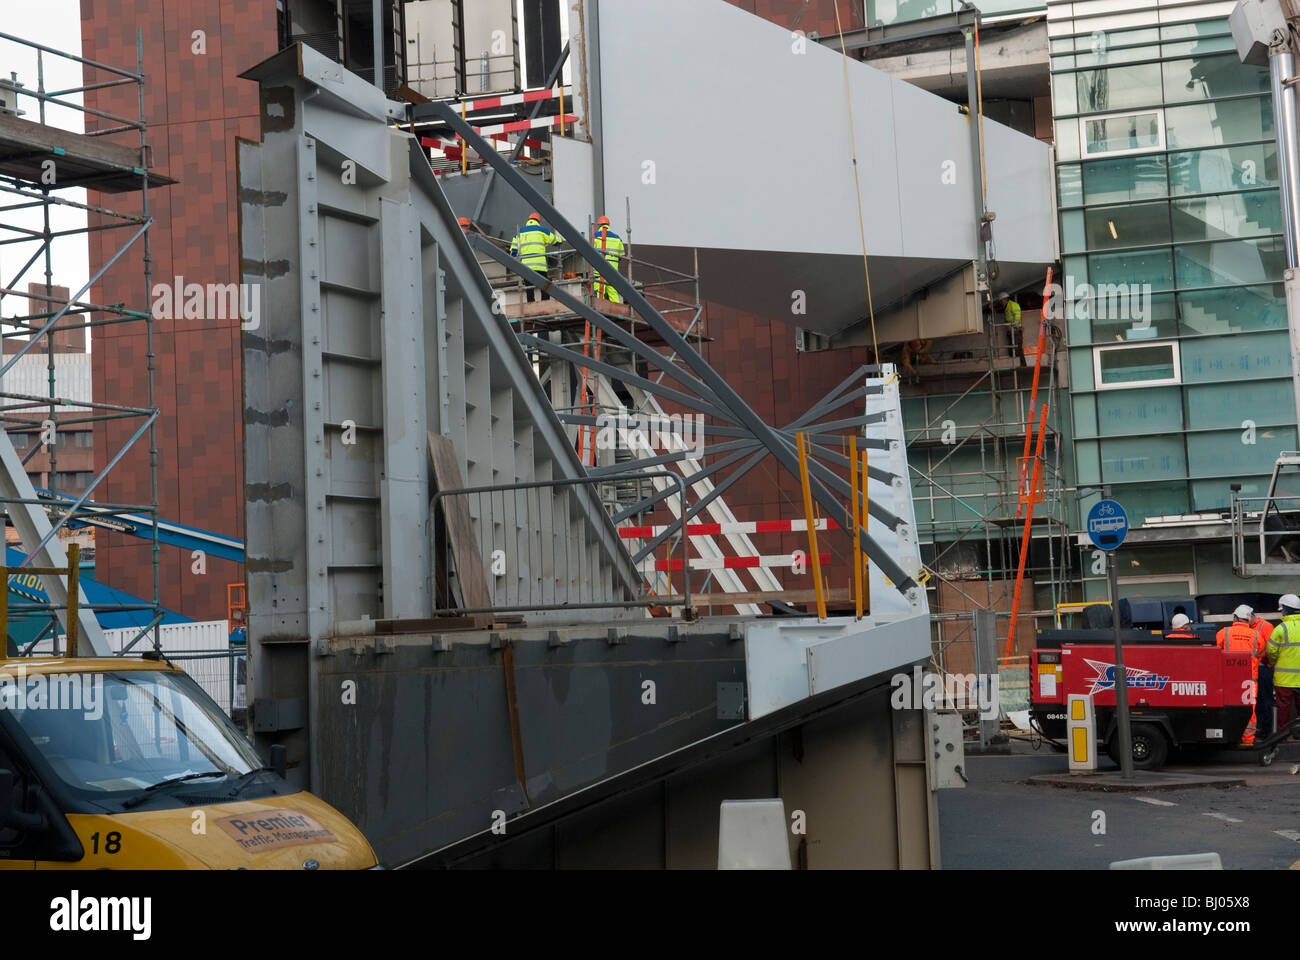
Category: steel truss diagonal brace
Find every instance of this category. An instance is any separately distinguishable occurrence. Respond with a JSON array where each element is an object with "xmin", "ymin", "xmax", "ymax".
[
  {"xmin": 611, "ymin": 445, "xmax": 758, "ymax": 525},
  {"xmin": 471, "ymin": 236, "xmax": 731, "ymax": 412},
  {"xmin": 586, "ymin": 438, "xmax": 759, "ymax": 477},
  {"xmin": 431, "ymin": 102, "xmax": 917, "ymax": 597},
  {"xmin": 557, "ymin": 412, "xmax": 758, "ymax": 441},
  {"xmin": 0, "ymin": 431, "xmax": 107, "ymax": 654},
  {"xmin": 518, "ymin": 333, "xmax": 736, "ymax": 423}
]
